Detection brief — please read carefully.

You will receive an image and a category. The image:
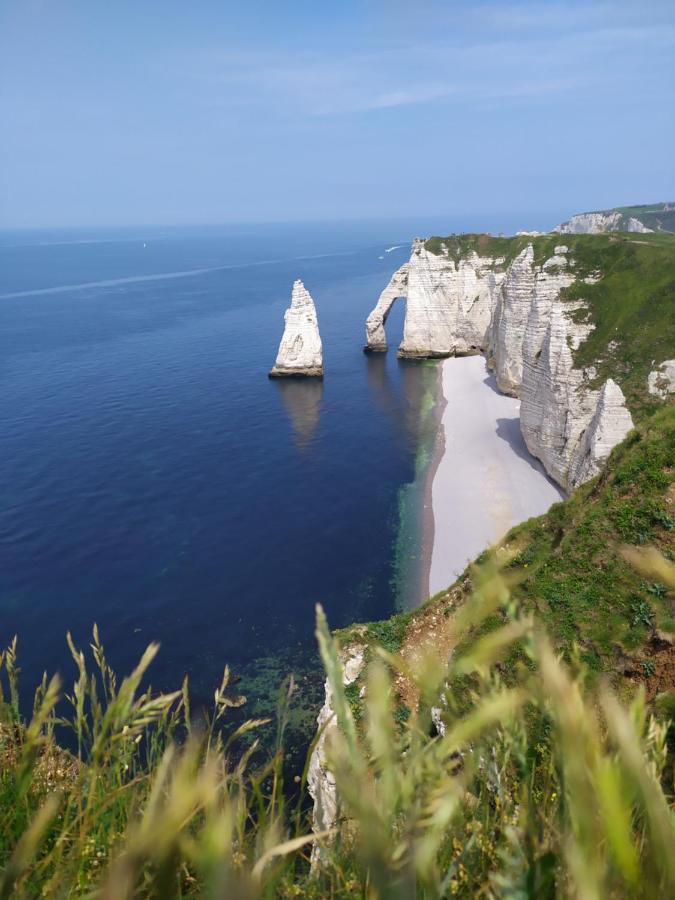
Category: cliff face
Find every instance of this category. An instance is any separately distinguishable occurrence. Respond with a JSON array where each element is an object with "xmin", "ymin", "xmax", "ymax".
[
  {"xmin": 365, "ymin": 240, "xmax": 504, "ymax": 357},
  {"xmin": 366, "ymin": 238, "xmax": 636, "ymax": 491},
  {"xmin": 486, "ymin": 245, "xmax": 579, "ymax": 397},
  {"xmin": 555, "ymin": 211, "xmax": 653, "ymax": 234},
  {"xmin": 307, "ymin": 643, "xmax": 364, "ymax": 867},
  {"xmin": 269, "ymin": 280, "xmax": 323, "ymax": 377},
  {"xmin": 519, "ymin": 302, "xmax": 634, "ymax": 491},
  {"xmin": 554, "ymin": 202, "xmax": 675, "ymax": 234}
]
